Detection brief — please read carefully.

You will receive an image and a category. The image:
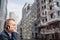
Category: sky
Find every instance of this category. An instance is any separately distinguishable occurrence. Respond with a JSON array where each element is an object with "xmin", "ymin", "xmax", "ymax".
[{"xmin": 7, "ymin": 0, "xmax": 34, "ymax": 24}]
